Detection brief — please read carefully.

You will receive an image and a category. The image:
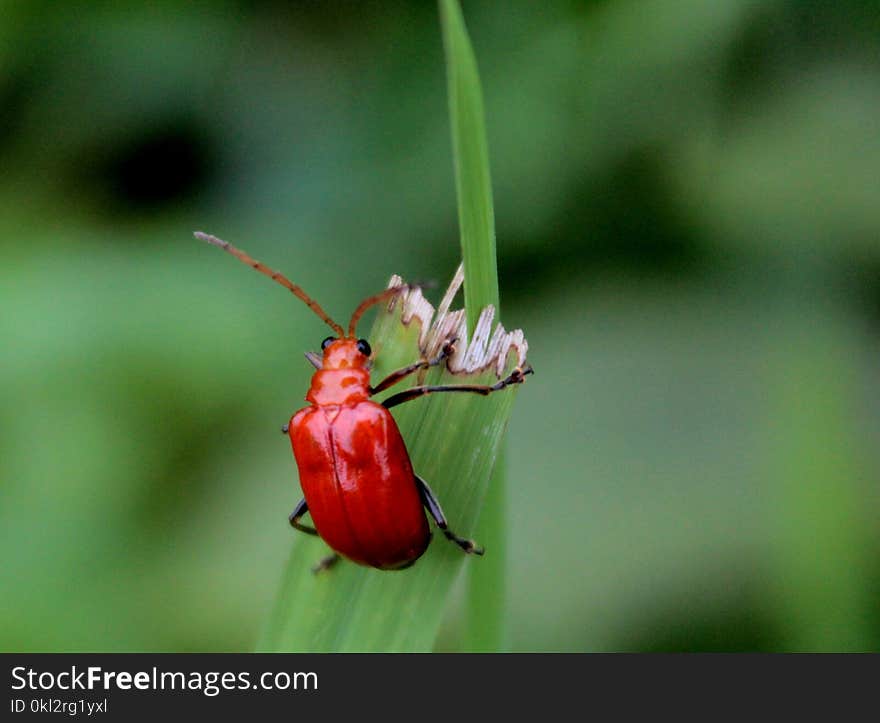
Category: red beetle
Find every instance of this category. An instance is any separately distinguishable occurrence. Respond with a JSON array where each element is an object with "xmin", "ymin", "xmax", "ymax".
[{"xmin": 196, "ymin": 232, "xmax": 531, "ymax": 571}]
